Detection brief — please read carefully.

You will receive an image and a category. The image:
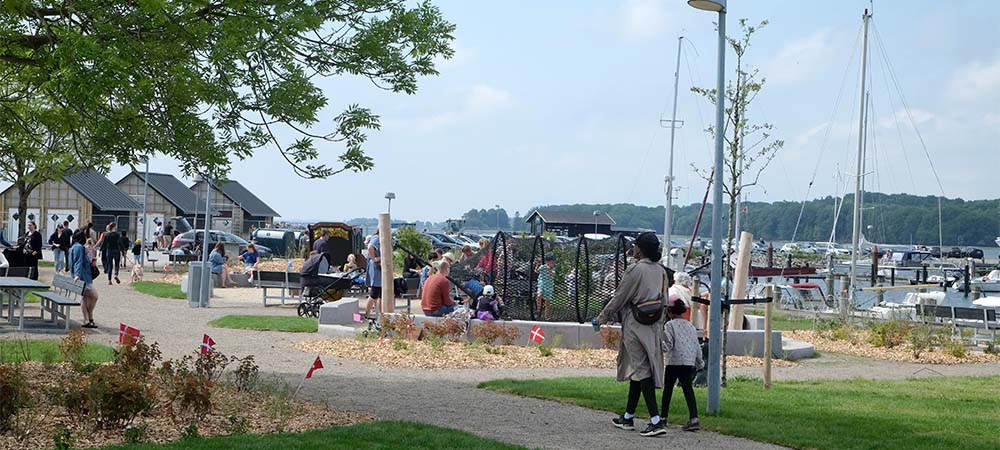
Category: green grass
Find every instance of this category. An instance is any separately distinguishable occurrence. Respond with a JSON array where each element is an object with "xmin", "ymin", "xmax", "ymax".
[
  {"xmin": 0, "ymin": 339, "xmax": 115, "ymax": 363},
  {"xmin": 480, "ymin": 376, "xmax": 1000, "ymax": 450},
  {"xmin": 100, "ymin": 421, "xmax": 526, "ymax": 450},
  {"xmin": 132, "ymin": 281, "xmax": 187, "ymax": 299},
  {"xmin": 209, "ymin": 315, "xmax": 318, "ymax": 333},
  {"xmin": 38, "ymin": 260, "xmax": 55, "ymax": 268},
  {"xmin": 745, "ymin": 308, "xmax": 815, "ymax": 331}
]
